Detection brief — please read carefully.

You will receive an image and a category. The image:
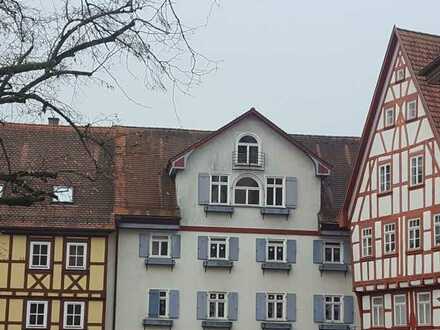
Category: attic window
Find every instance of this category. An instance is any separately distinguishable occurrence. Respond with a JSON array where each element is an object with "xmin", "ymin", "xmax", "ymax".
[
  {"xmin": 53, "ymin": 186, "xmax": 73, "ymax": 203},
  {"xmin": 396, "ymin": 68, "xmax": 405, "ymax": 82},
  {"xmin": 406, "ymin": 100, "xmax": 417, "ymax": 121},
  {"xmin": 384, "ymin": 108, "xmax": 395, "ymax": 128}
]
